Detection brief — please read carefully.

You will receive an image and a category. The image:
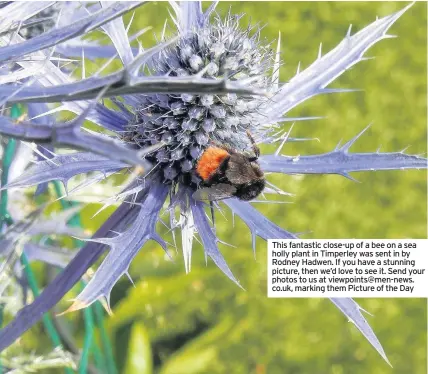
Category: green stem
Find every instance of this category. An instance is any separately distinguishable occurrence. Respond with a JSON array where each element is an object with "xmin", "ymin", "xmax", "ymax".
[
  {"xmin": 20, "ymin": 253, "xmax": 62, "ymax": 346},
  {"xmin": 92, "ymin": 339, "xmax": 107, "ymax": 374},
  {"xmin": 0, "ymin": 138, "xmax": 16, "ymax": 231},
  {"xmin": 94, "ymin": 303, "xmax": 117, "ymax": 374},
  {"xmin": 78, "ymin": 305, "xmax": 94, "ymax": 374}
]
